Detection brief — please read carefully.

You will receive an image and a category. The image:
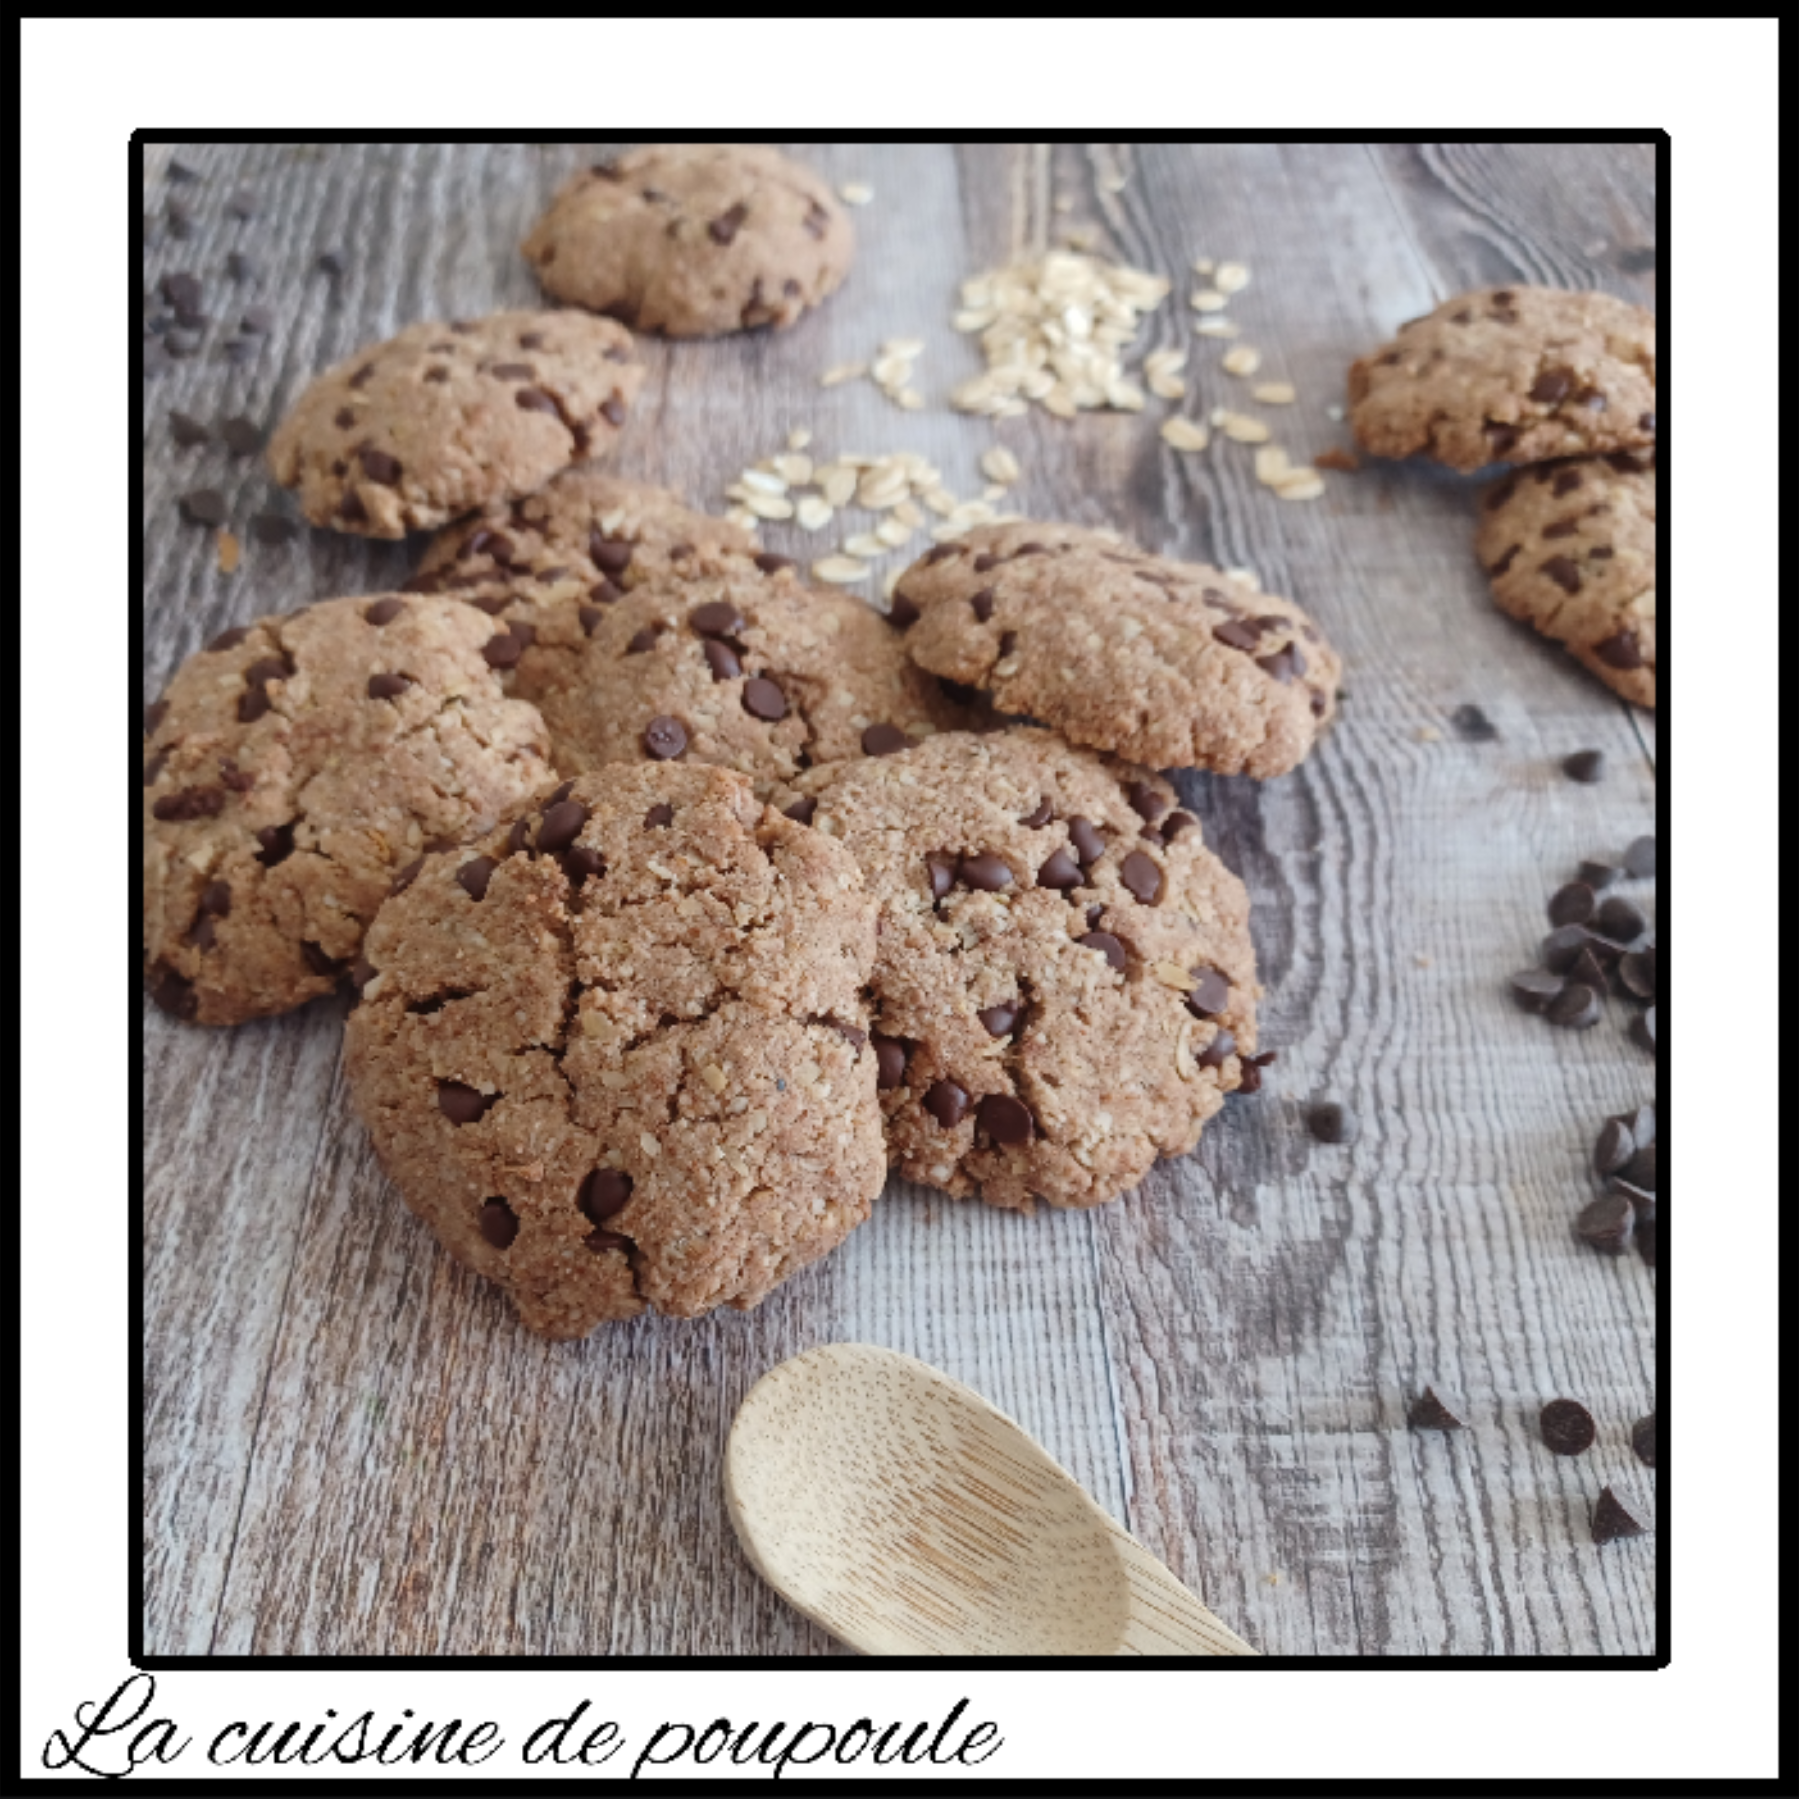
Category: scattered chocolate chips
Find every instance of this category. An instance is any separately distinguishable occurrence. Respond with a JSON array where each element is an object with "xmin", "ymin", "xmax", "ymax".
[
  {"xmin": 742, "ymin": 676, "xmax": 787, "ymax": 721},
  {"xmin": 1593, "ymin": 895, "xmax": 1648, "ymax": 945},
  {"xmin": 1547, "ymin": 882, "xmax": 1596, "ymax": 927},
  {"xmin": 367, "ymin": 672, "xmax": 412, "ymax": 701},
  {"xmin": 179, "ymin": 489, "xmax": 228, "ymax": 528},
  {"xmin": 1591, "ymin": 1486, "xmax": 1647, "ymax": 1546},
  {"xmin": 1562, "ymin": 749, "xmax": 1606, "ymax": 784},
  {"xmin": 479, "ymin": 1199, "xmax": 519, "ymax": 1250},
  {"xmin": 255, "ymin": 823, "xmax": 295, "ymax": 866},
  {"xmin": 1308, "ymin": 1101, "xmax": 1359, "ymax": 1145},
  {"xmin": 957, "ymin": 853, "xmax": 1012, "ymax": 893},
  {"xmin": 1119, "ymin": 851, "xmax": 1163, "ymax": 905},
  {"xmin": 782, "ymin": 797, "xmax": 817, "ymax": 827},
  {"xmin": 643, "ymin": 716, "xmax": 687, "ymax": 760},
  {"xmin": 925, "ymin": 854, "xmax": 957, "ymax": 901},
  {"xmin": 358, "ymin": 446, "xmax": 402, "ymax": 485},
  {"xmin": 250, "ymin": 511, "xmax": 299, "ymax": 546},
  {"xmin": 1508, "ymin": 969, "xmax": 1566, "ymax": 1014},
  {"xmin": 563, "ymin": 845, "xmax": 605, "ymax": 883},
  {"xmin": 167, "ymin": 158, "xmax": 199, "ymax": 183},
  {"xmin": 924, "ymin": 1079, "xmax": 969, "ymax": 1128},
  {"xmin": 872, "ymin": 1036, "xmax": 909, "ymax": 1090},
  {"xmin": 361, "ymin": 597, "xmax": 405, "ymax": 628},
  {"xmin": 1079, "ymin": 931, "xmax": 1127, "ymax": 972},
  {"xmin": 1450, "ymin": 703, "xmax": 1499, "ymax": 742},
  {"xmin": 456, "ymin": 856, "xmax": 498, "ymax": 901},
  {"xmin": 1036, "ymin": 848, "xmax": 1081, "ymax": 890},
  {"xmin": 1539, "ymin": 926, "xmax": 1598, "ymax": 975},
  {"xmin": 1616, "ymin": 950, "xmax": 1655, "ymax": 1001},
  {"xmin": 589, "ymin": 536, "xmax": 633, "ymax": 576},
  {"xmin": 709, "ymin": 202, "xmax": 749, "ymax": 245},
  {"xmin": 482, "ymin": 631, "xmax": 525, "ymax": 670},
  {"xmin": 1620, "ymin": 1140, "xmax": 1656, "ymax": 1194},
  {"xmin": 887, "ymin": 593, "xmax": 920, "ymax": 629},
  {"xmin": 1578, "ymin": 857, "xmax": 1621, "ymax": 890},
  {"xmin": 1196, "ymin": 1028, "xmax": 1236, "ymax": 1070},
  {"xmin": 1068, "ymin": 817, "xmax": 1105, "ymax": 865},
  {"xmin": 1546, "ymin": 982, "xmax": 1602, "ymax": 1029},
  {"xmin": 1594, "ymin": 629, "xmax": 1643, "ymax": 670},
  {"xmin": 148, "ymin": 964, "xmax": 198, "ymax": 1020},
  {"xmin": 861, "ymin": 722, "xmax": 909, "ymax": 757},
  {"xmin": 1575, "ymin": 1191, "xmax": 1634, "ymax": 1254},
  {"xmin": 169, "ymin": 410, "xmax": 210, "ymax": 447},
  {"xmin": 219, "ymin": 416, "xmax": 263, "ymax": 457},
  {"xmin": 753, "ymin": 551, "xmax": 796, "ymax": 575},
  {"xmin": 1594, "ymin": 1118, "xmax": 1636, "ymax": 1175},
  {"xmin": 1185, "ymin": 968, "xmax": 1231, "ymax": 1019},
  {"xmin": 978, "ymin": 1093, "xmax": 1035, "ymax": 1145},
  {"xmin": 163, "ymin": 327, "xmax": 203, "ymax": 358},
  {"xmin": 1631, "ymin": 1413, "xmax": 1657, "ymax": 1469},
  {"xmin": 152, "ymin": 785, "xmax": 226, "ymax": 823},
  {"xmin": 537, "ymin": 799, "xmax": 590, "ymax": 854},
  {"xmin": 436, "ymin": 1082, "xmax": 495, "ymax": 1125},
  {"xmin": 977, "ymin": 1002, "xmax": 1020, "ymax": 1037},
  {"xmin": 1019, "ymin": 799, "xmax": 1054, "ymax": 830},
  {"xmin": 1621, "ymin": 835, "xmax": 1657, "ymax": 880},
  {"xmin": 1539, "ymin": 1397, "xmax": 1597, "ymax": 1457},
  {"xmin": 1236, "ymin": 1050, "xmax": 1276, "ymax": 1094},
  {"xmin": 1406, "ymin": 1387, "xmax": 1464, "ymax": 1431}
]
